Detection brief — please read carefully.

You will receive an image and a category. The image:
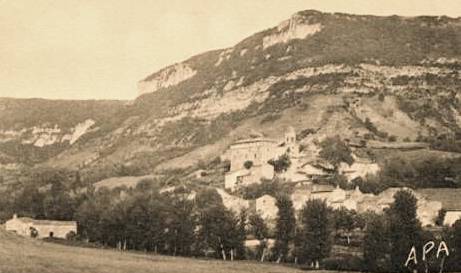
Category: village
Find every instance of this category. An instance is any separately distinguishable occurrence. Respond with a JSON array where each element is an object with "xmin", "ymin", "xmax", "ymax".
[
  {"xmin": 2, "ymin": 3, "xmax": 461, "ymax": 272},
  {"xmin": 6, "ymin": 126, "xmax": 461, "ymax": 243},
  {"xmin": 218, "ymin": 126, "xmax": 461, "ymax": 228}
]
